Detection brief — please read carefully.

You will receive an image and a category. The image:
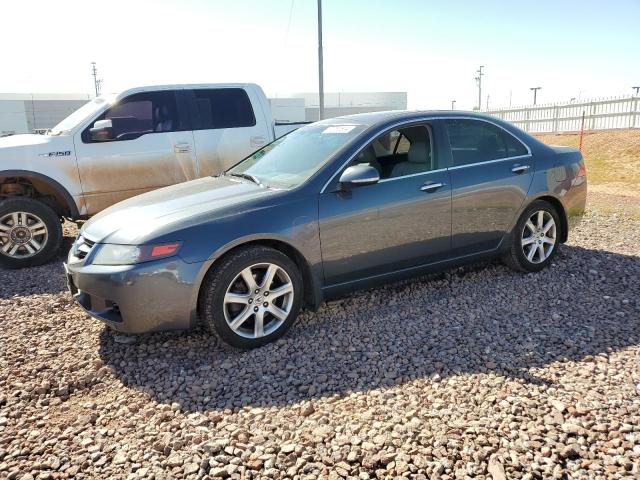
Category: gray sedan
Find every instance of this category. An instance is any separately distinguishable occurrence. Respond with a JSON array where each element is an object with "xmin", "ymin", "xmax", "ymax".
[{"xmin": 65, "ymin": 111, "xmax": 587, "ymax": 348}]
